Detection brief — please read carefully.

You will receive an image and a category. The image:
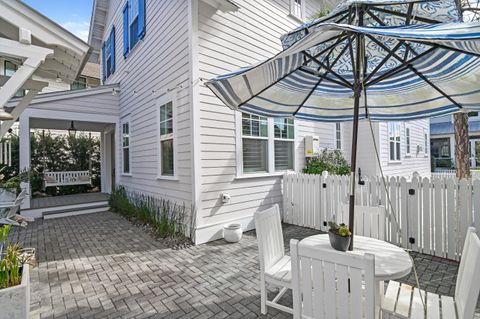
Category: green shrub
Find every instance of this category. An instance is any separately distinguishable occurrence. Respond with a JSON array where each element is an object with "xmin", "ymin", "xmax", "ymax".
[
  {"xmin": 108, "ymin": 186, "xmax": 189, "ymax": 240},
  {"xmin": 303, "ymin": 149, "xmax": 350, "ymax": 176}
]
